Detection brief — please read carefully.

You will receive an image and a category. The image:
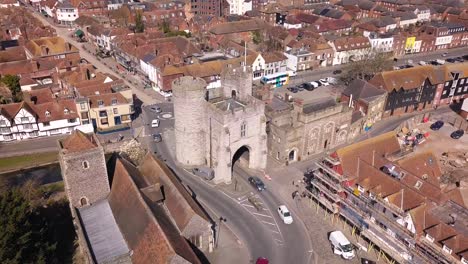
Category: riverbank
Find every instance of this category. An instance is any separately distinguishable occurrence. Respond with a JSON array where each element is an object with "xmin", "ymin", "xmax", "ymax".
[{"xmin": 0, "ymin": 152, "xmax": 58, "ymax": 174}]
